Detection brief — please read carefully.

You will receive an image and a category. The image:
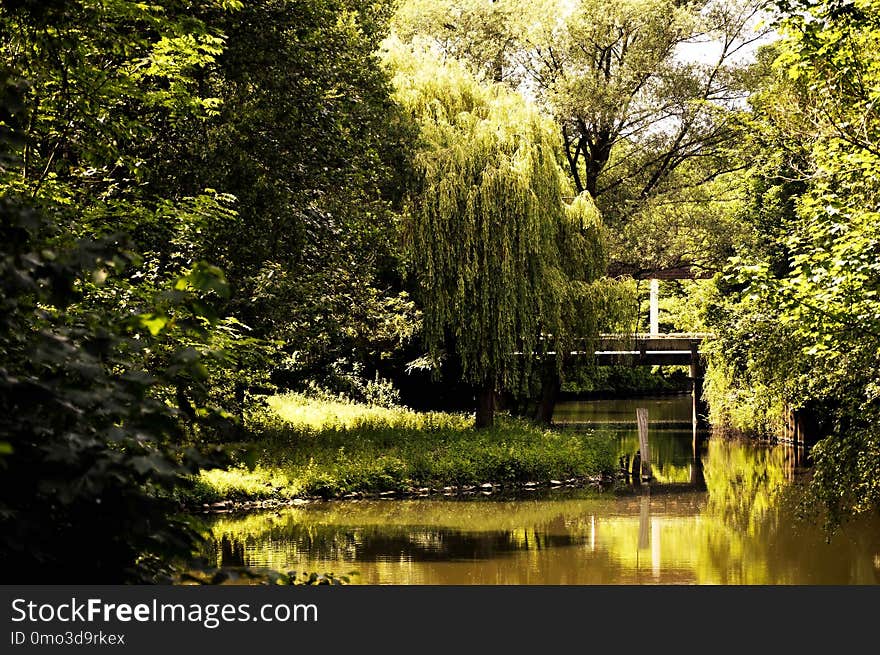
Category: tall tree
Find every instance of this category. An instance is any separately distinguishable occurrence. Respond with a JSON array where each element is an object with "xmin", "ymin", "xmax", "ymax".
[
  {"xmin": 528, "ymin": 0, "xmax": 761, "ymax": 201},
  {"xmin": 393, "ymin": 0, "xmax": 768, "ymax": 274},
  {"xmin": 387, "ymin": 42, "xmax": 620, "ymax": 427},
  {"xmin": 151, "ymin": 0, "xmax": 420, "ymax": 391}
]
